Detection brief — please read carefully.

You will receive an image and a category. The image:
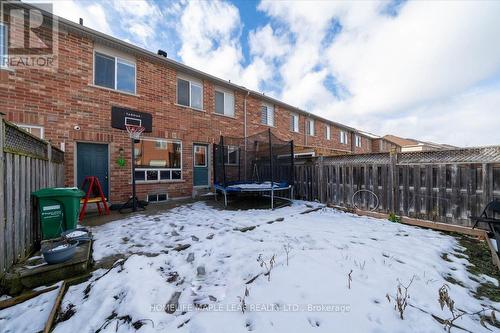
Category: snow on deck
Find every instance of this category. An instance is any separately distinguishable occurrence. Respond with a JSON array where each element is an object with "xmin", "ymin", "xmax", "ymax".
[{"xmin": 49, "ymin": 201, "xmax": 498, "ymax": 332}]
